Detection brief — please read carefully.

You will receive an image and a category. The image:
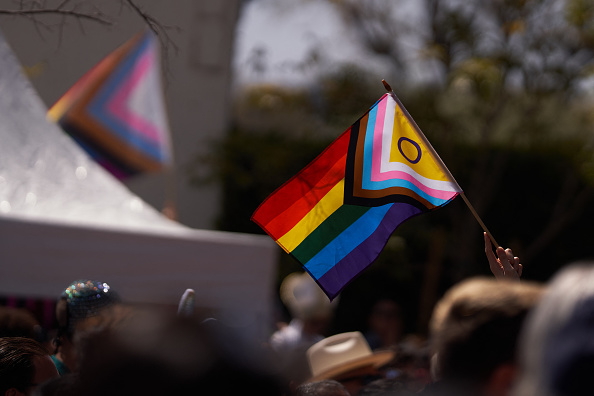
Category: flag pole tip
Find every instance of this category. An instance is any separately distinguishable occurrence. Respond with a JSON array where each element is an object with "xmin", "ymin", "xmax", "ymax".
[{"xmin": 382, "ymin": 79, "xmax": 392, "ymax": 92}]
